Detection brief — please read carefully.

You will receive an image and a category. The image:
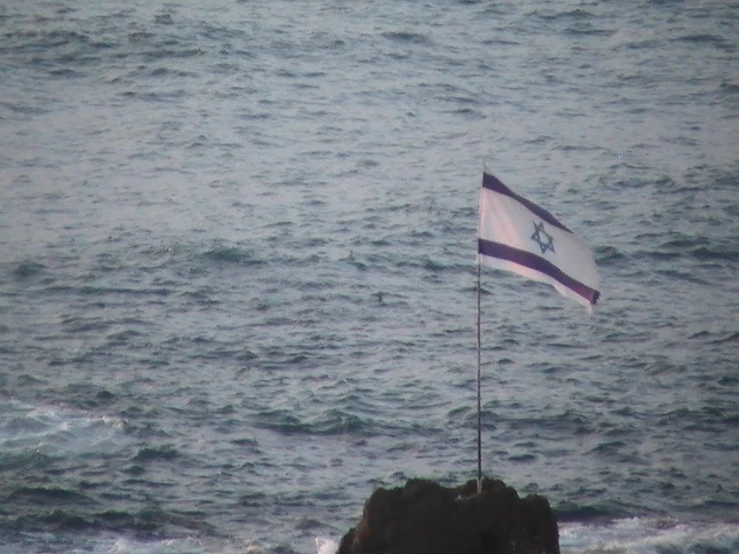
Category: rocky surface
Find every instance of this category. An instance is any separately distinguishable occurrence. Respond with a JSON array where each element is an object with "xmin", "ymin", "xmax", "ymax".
[{"xmin": 337, "ymin": 477, "xmax": 559, "ymax": 554}]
